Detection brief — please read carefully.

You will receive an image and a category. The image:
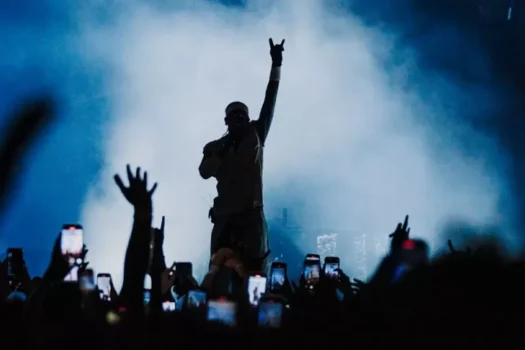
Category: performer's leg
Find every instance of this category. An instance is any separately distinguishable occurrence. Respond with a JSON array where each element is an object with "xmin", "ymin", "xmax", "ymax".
[
  {"xmin": 241, "ymin": 209, "xmax": 269, "ymax": 273},
  {"xmin": 230, "ymin": 269, "xmax": 246, "ymax": 304},
  {"xmin": 212, "ymin": 267, "xmax": 233, "ymax": 298},
  {"xmin": 208, "ymin": 218, "xmax": 232, "ymax": 297},
  {"xmin": 209, "ymin": 219, "xmax": 227, "ymax": 264}
]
